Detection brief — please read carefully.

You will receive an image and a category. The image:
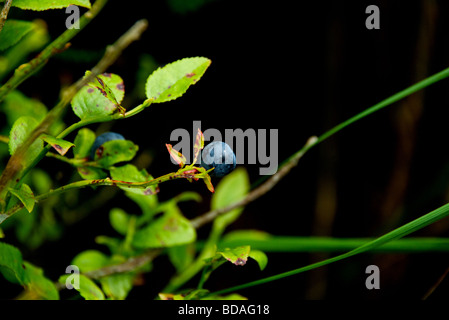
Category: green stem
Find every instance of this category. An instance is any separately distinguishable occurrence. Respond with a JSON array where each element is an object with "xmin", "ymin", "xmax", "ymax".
[
  {"xmin": 205, "ymin": 202, "xmax": 449, "ymax": 297},
  {"xmin": 2, "ymin": 168, "xmax": 203, "ymax": 222},
  {"xmin": 0, "ymin": 0, "xmax": 109, "ymax": 102},
  {"xmin": 208, "ymin": 237, "xmax": 449, "ymax": 253},
  {"xmin": 16, "ymin": 99, "xmax": 153, "ymax": 191},
  {"xmin": 252, "ymin": 65, "xmax": 449, "ymax": 190}
]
